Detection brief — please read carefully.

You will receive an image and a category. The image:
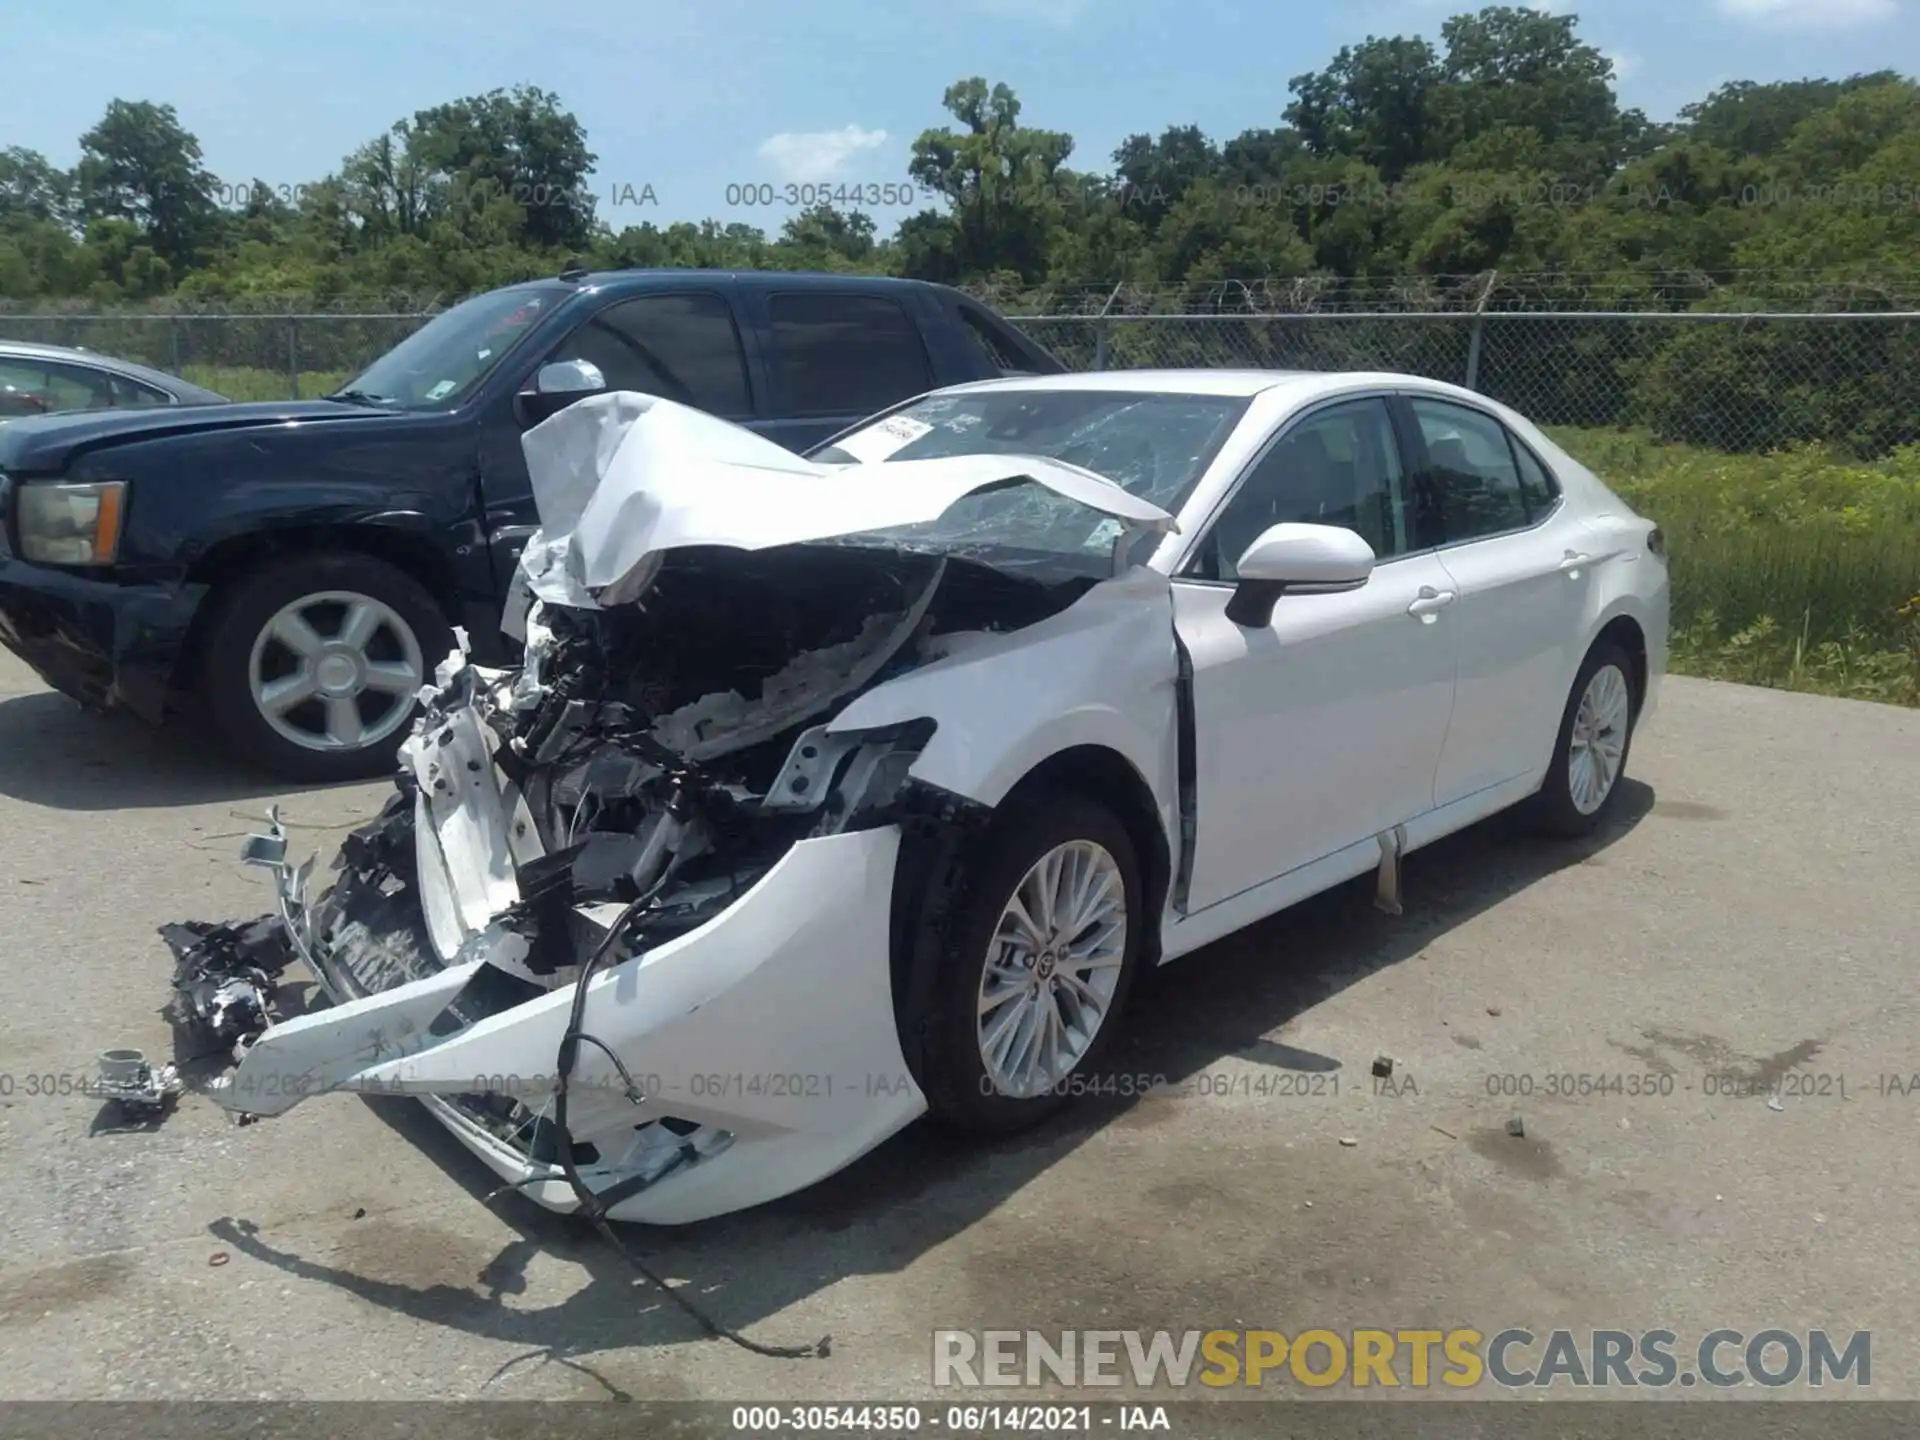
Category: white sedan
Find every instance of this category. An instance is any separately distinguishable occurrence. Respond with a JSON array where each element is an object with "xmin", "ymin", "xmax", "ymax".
[{"xmin": 216, "ymin": 370, "xmax": 1669, "ymax": 1224}]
